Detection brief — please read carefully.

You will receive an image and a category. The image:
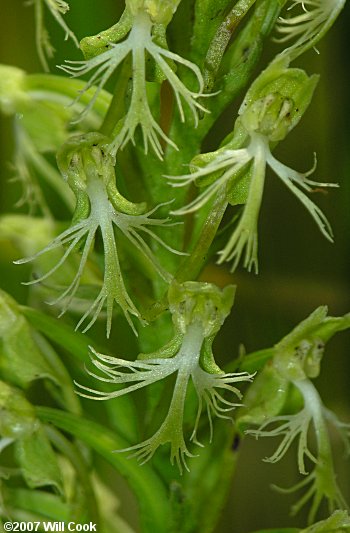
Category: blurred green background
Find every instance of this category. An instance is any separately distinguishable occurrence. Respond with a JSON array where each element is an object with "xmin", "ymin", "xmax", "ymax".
[{"xmin": 0, "ymin": 1, "xmax": 349, "ymax": 531}]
